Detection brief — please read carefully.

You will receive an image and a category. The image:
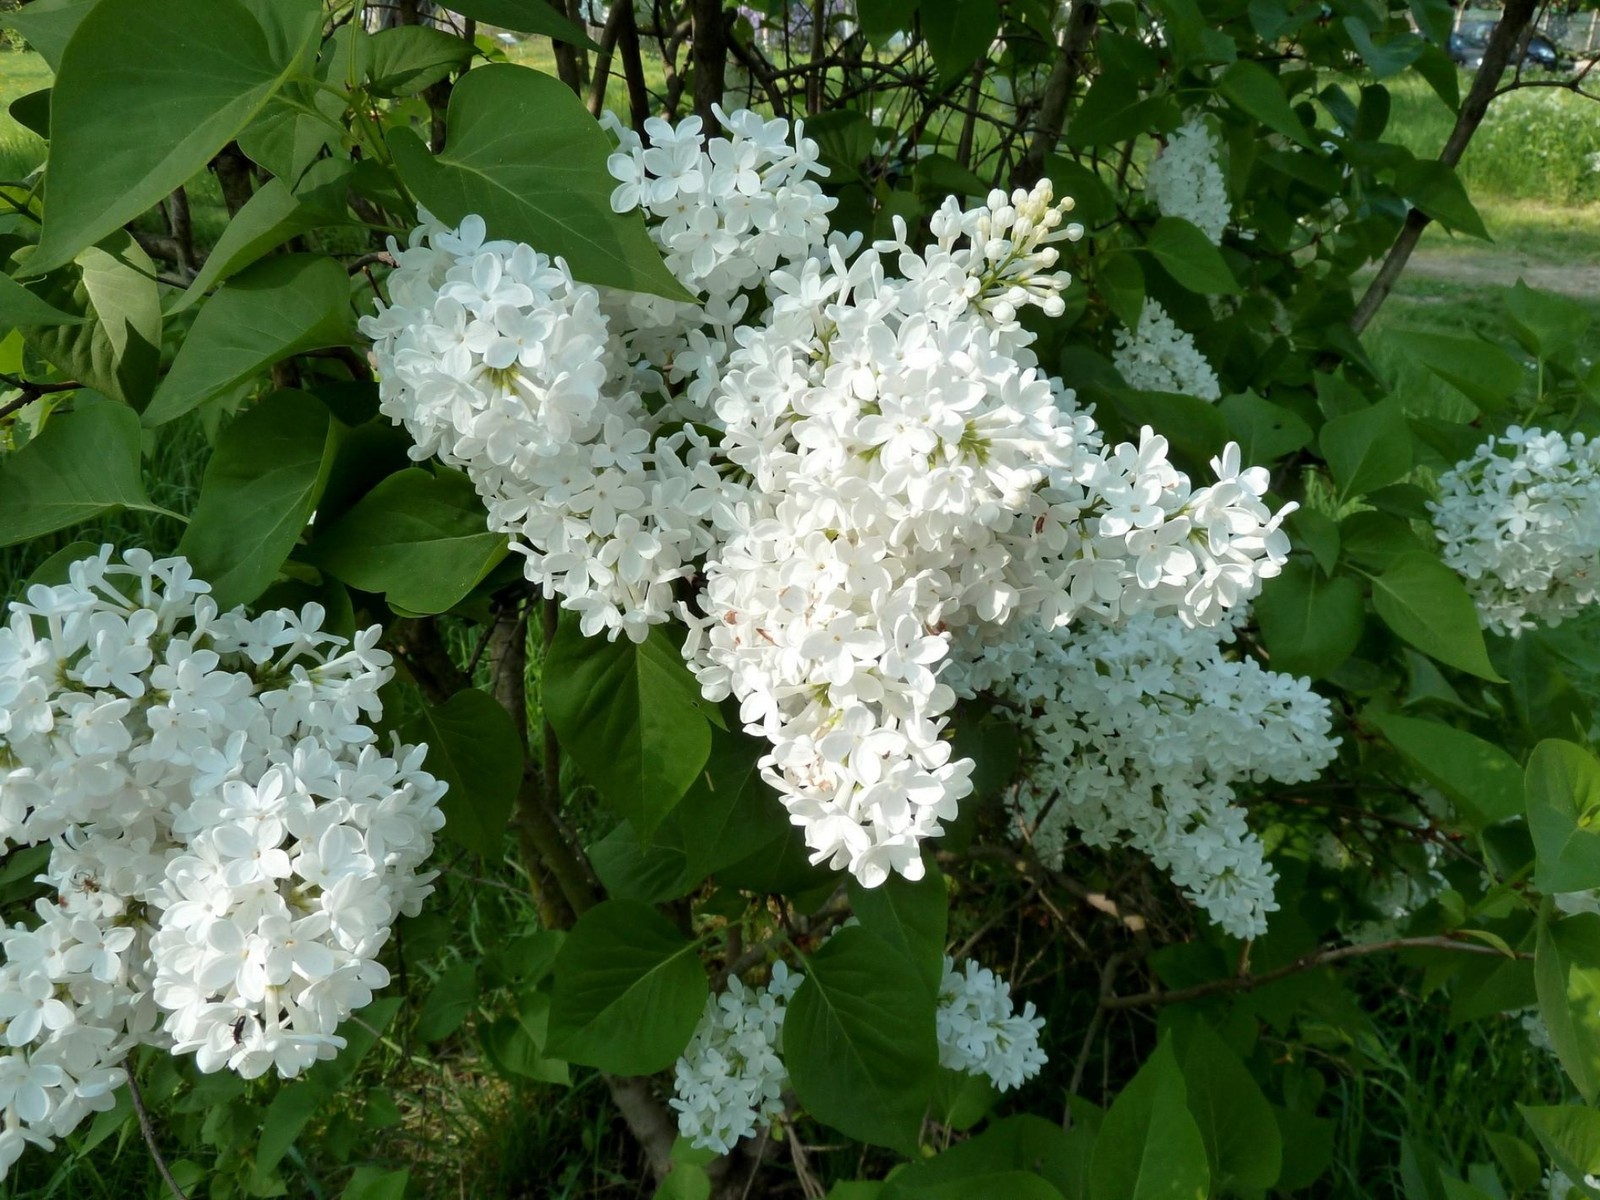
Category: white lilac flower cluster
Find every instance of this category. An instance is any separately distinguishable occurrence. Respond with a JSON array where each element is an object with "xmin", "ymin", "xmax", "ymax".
[
  {"xmin": 363, "ymin": 106, "xmax": 1302, "ymax": 901},
  {"xmin": 670, "ymin": 954, "xmax": 1045, "ymax": 1152},
  {"xmin": 1429, "ymin": 426, "xmax": 1600, "ymax": 636},
  {"xmin": 1112, "ymin": 298, "xmax": 1222, "ymax": 401},
  {"xmin": 976, "ymin": 601, "xmax": 1338, "ymax": 938},
  {"xmin": 0, "ymin": 548, "xmax": 444, "ymax": 1177},
  {"xmin": 1144, "ymin": 116, "xmax": 1231, "ymax": 244},
  {"xmin": 934, "ymin": 954, "xmax": 1047, "ymax": 1091}
]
